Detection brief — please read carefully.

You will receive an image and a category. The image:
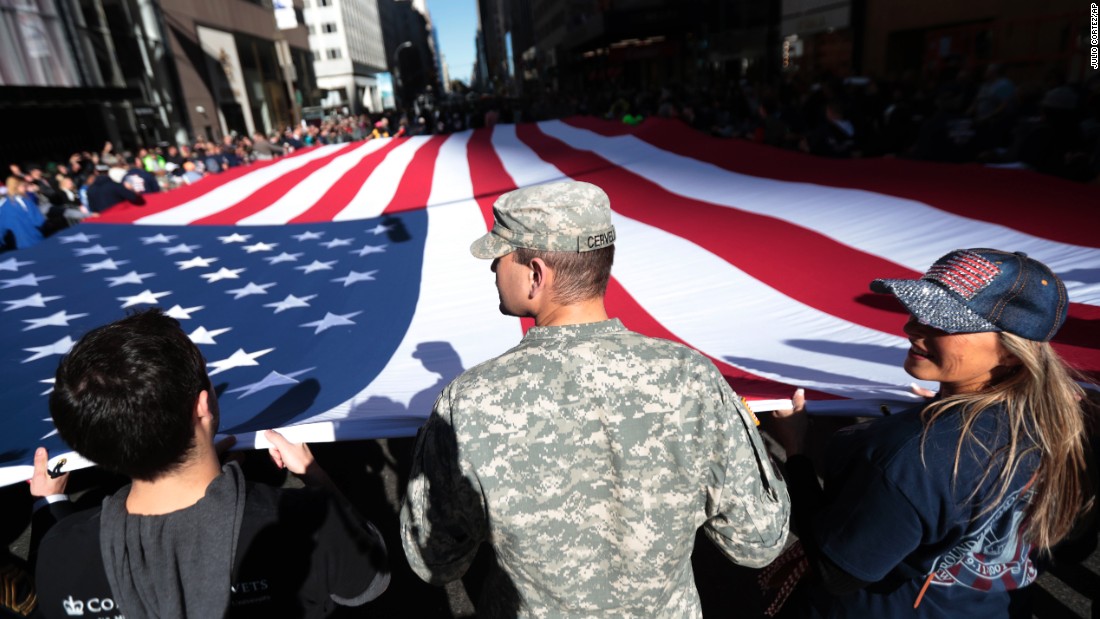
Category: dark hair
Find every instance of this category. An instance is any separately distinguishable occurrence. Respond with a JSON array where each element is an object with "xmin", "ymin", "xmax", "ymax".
[
  {"xmin": 49, "ymin": 308, "xmax": 213, "ymax": 481},
  {"xmin": 512, "ymin": 245, "xmax": 615, "ymax": 303}
]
